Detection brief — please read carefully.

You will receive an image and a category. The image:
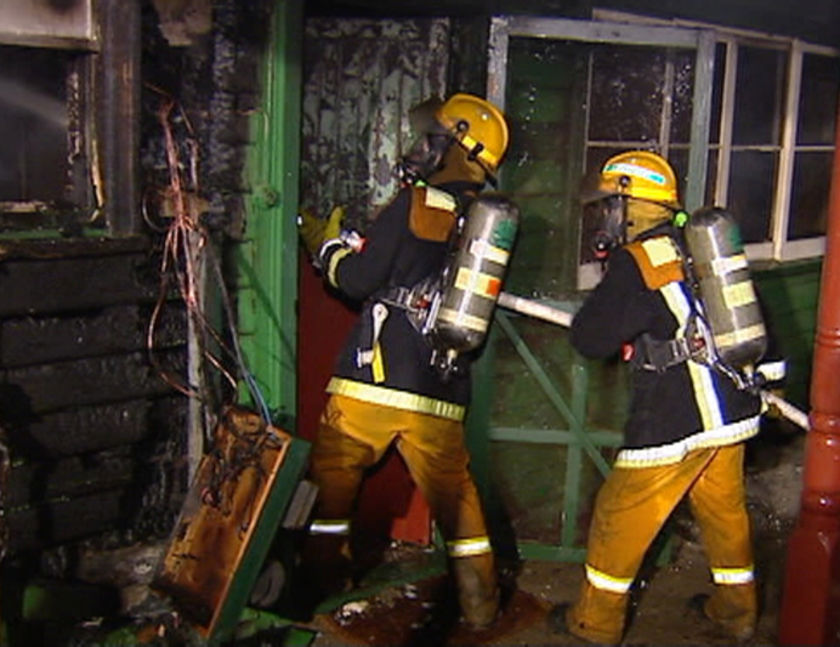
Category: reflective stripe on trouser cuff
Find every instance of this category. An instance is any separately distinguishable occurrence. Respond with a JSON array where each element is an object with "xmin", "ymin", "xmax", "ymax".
[
  {"xmin": 309, "ymin": 519, "xmax": 351, "ymax": 536},
  {"xmin": 712, "ymin": 565, "xmax": 754, "ymax": 585},
  {"xmin": 446, "ymin": 536, "xmax": 492, "ymax": 558},
  {"xmin": 585, "ymin": 564, "xmax": 633, "ymax": 594}
]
